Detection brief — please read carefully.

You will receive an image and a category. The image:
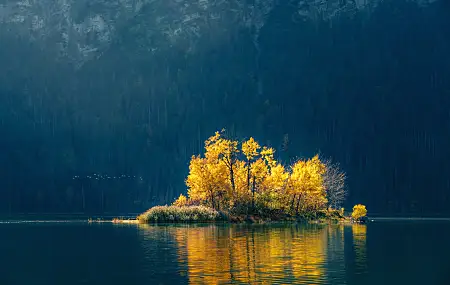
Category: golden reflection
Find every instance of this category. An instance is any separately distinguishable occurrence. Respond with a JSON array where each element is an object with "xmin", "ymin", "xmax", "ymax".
[
  {"xmin": 352, "ymin": 224, "xmax": 367, "ymax": 271},
  {"xmin": 176, "ymin": 225, "xmax": 329, "ymax": 284},
  {"xmin": 137, "ymin": 224, "xmax": 367, "ymax": 284}
]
